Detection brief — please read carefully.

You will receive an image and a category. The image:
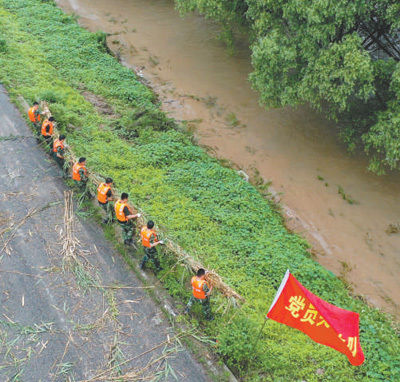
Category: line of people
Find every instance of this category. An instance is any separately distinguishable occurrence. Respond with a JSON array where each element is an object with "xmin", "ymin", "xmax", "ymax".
[
  {"xmin": 28, "ymin": 102, "xmax": 214, "ymax": 320},
  {"xmin": 96, "ymin": 177, "xmax": 164, "ymax": 271},
  {"xmin": 28, "ymin": 102, "xmax": 67, "ymax": 176}
]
